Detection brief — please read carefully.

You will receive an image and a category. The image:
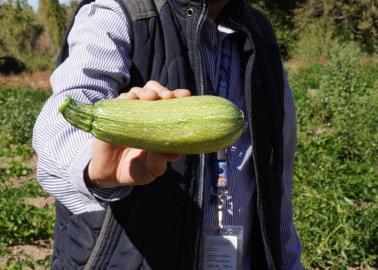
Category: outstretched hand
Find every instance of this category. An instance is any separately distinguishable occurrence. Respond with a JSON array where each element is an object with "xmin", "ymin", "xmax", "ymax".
[{"xmin": 86, "ymin": 81, "xmax": 191, "ymax": 188}]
